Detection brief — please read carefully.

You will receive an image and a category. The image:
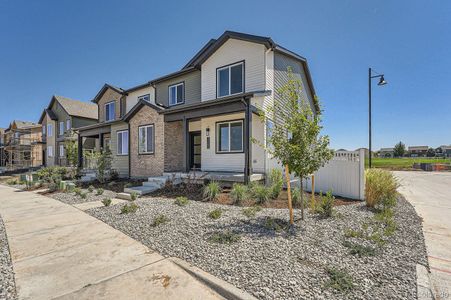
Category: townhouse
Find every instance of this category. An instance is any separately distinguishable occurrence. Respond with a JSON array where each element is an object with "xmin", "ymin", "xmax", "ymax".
[
  {"xmin": 38, "ymin": 95, "xmax": 98, "ymax": 167},
  {"xmin": 408, "ymin": 146, "xmax": 428, "ymax": 157},
  {"xmin": 77, "ymin": 31, "xmax": 318, "ymax": 183}
]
